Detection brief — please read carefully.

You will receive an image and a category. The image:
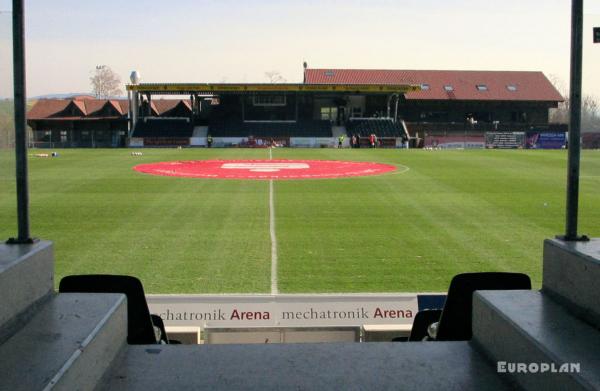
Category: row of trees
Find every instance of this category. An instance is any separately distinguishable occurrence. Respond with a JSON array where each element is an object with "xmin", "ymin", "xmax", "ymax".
[
  {"xmin": 548, "ymin": 75, "xmax": 600, "ymax": 132},
  {"xmin": 0, "ymin": 100, "xmax": 15, "ymax": 148}
]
